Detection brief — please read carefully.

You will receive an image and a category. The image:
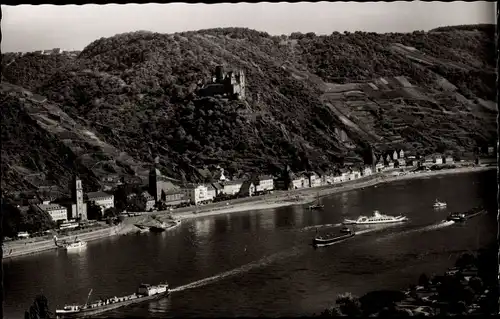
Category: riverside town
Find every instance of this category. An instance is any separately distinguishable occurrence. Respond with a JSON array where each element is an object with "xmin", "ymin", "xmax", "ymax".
[{"xmin": 2, "ymin": 2, "xmax": 498, "ymax": 319}]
